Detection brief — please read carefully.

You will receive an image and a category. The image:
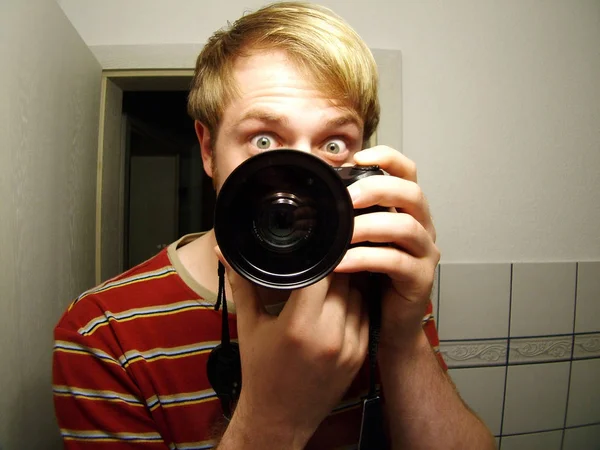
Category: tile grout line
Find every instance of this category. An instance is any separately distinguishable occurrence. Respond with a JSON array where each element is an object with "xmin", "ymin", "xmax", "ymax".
[
  {"xmin": 499, "ymin": 420, "xmax": 600, "ymax": 437},
  {"xmin": 446, "ymin": 357, "xmax": 595, "ymax": 371},
  {"xmin": 440, "ymin": 332, "xmax": 578, "ymax": 343},
  {"xmin": 498, "ymin": 263, "xmax": 514, "ymax": 448},
  {"xmin": 560, "ymin": 262, "xmax": 579, "ymax": 450}
]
